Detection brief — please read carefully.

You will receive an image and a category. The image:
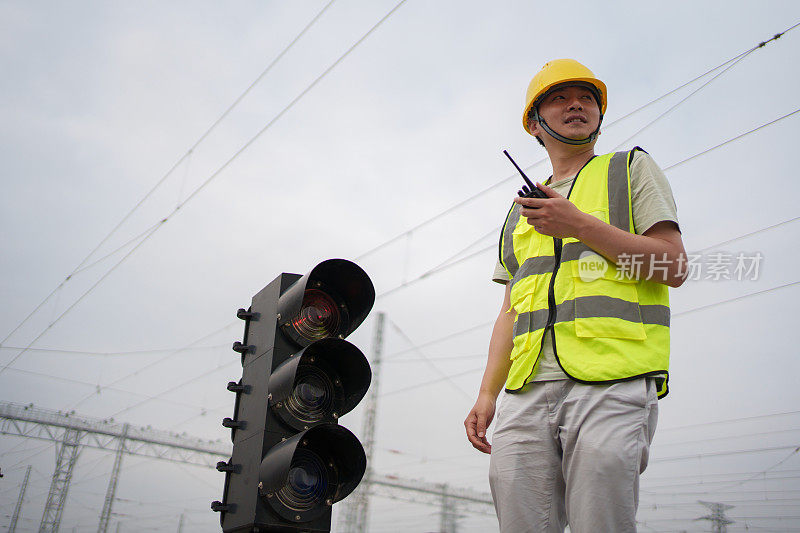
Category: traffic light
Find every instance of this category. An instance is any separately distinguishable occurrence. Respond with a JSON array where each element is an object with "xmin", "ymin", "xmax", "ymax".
[{"xmin": 212, "ymin": 259, "xmax": 375, "ymax": 532}]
